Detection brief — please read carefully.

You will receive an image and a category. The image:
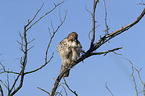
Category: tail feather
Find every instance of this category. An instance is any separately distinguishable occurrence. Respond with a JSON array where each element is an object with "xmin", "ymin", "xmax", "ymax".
[{"xmin": 60, "ymin": 65, "xmax": 70, "ymax": 77}]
